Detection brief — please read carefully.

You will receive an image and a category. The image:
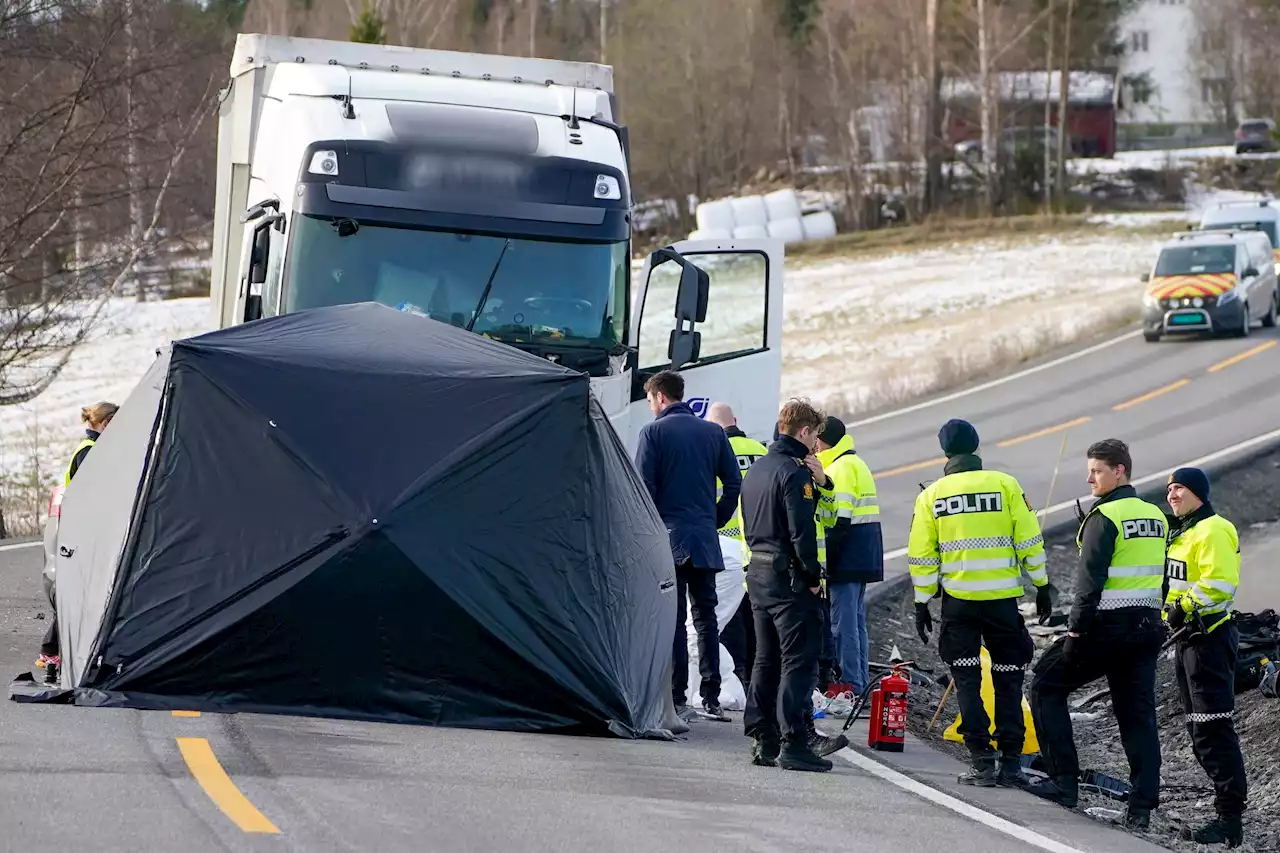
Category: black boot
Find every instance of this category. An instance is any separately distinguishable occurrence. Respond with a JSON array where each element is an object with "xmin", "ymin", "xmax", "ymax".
[
  {"xmin": 750, "ymin": 734, "xmax": 780, "ymax": 767},
  {"xmin": 958, "ymin": 752, "xmax": 998, "ymax": 787},
  {"xmin": 778, "ymin": 737, "xmax": 833, "ymax": 772},
  {"xmin": 1183, "ymin": 815, "xmax": 1244, "ymax": 848},
  {"xmin": 808, "ymin": 729, "xmax": 849, "ymax": 757},
  {"xmin": 996, "ymin": 752, "xmax": 1028, "ymax": 788},
  {"xmin": 1027, "ymin": 774, "xmax": 1079, "ymax": 808},
  {"xmin": 1123, "ymin": 807, "xmax": 1151, "ymax": 831}
]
